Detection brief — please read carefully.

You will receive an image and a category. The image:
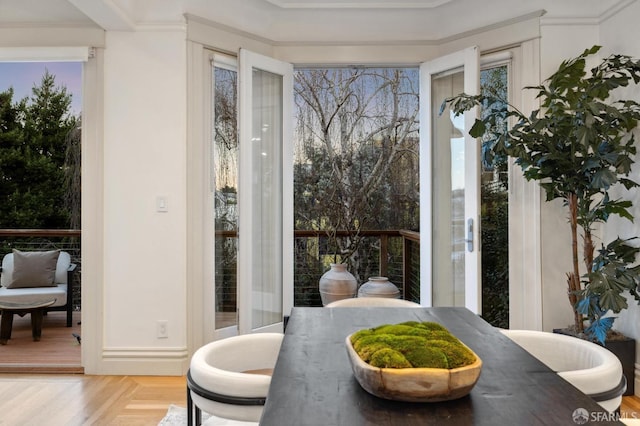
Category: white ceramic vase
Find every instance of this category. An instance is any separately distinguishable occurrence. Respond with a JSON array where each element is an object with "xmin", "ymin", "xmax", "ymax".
[
  {"xmin": 319, "ymin": 263, "xmax": 358, "ymax": 306},
  {"xmin": 357, "ymin": 276, "xmax": 400, "ymax": 299}
]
